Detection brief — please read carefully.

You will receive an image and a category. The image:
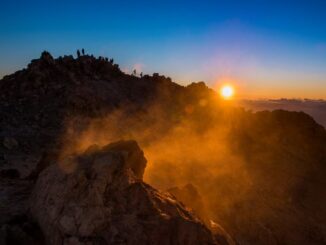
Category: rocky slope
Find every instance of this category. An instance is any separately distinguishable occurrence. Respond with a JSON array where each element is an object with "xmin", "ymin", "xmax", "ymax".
[
  {"xmin": 1, "ymin": 140, "xmax": 229, "ymax": 244},
  {"xmin": 0, "ymin": 51, "xmax": 326, "ymax": 244},
  {"xmin": 30, "ymin": 140, "xmax": 220, "ymax": 245}
]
